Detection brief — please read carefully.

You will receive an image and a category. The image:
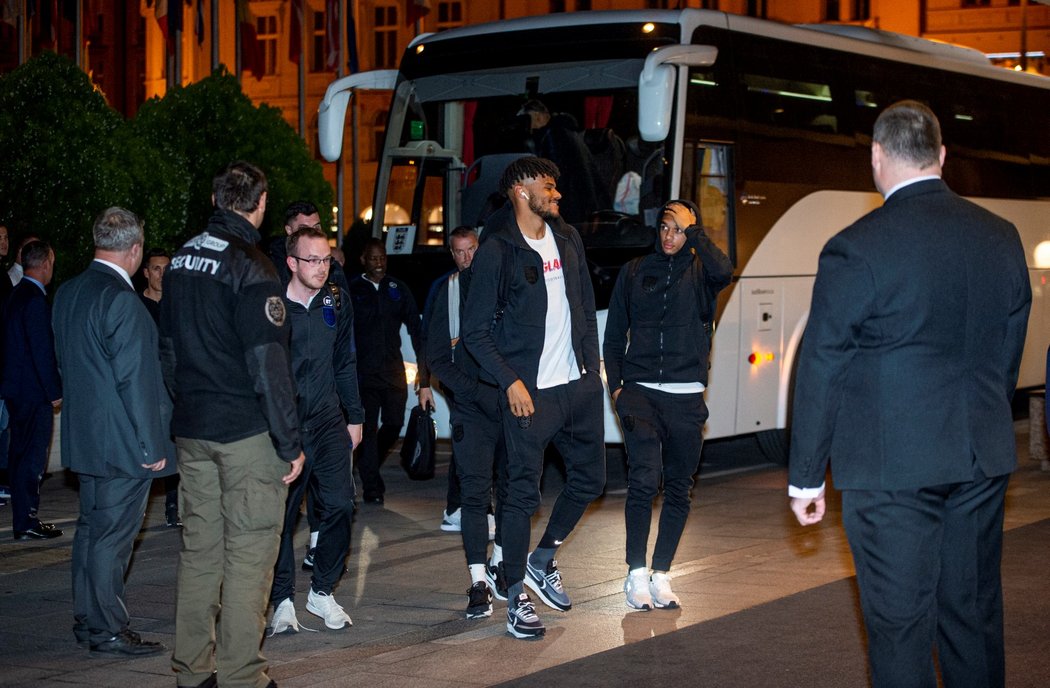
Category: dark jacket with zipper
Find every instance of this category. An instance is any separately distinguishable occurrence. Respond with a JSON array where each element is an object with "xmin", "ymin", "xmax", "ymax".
[
  {"xmin": 159, "ymin": 209, "xmax": 301, "ymax": 461},
  {"xmin": 461, "ymin": 203, "xmax": 599, "ymax": 393},
  {"xmin": 603, "ymin": 225, "xmax": 733, "ymax": 394},
  {"xmin": 286, "ymin": 284, "xmax": 364, "ymax": 431}
]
